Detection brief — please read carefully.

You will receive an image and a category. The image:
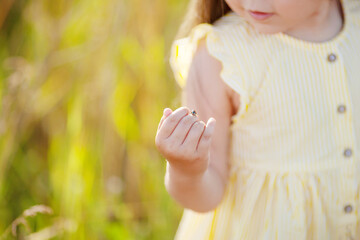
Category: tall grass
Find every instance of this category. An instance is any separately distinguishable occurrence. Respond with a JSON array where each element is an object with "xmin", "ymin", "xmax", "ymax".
[{"xmin": 0, "ymin": 0, "xmax": 187, "ymax": 239}]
